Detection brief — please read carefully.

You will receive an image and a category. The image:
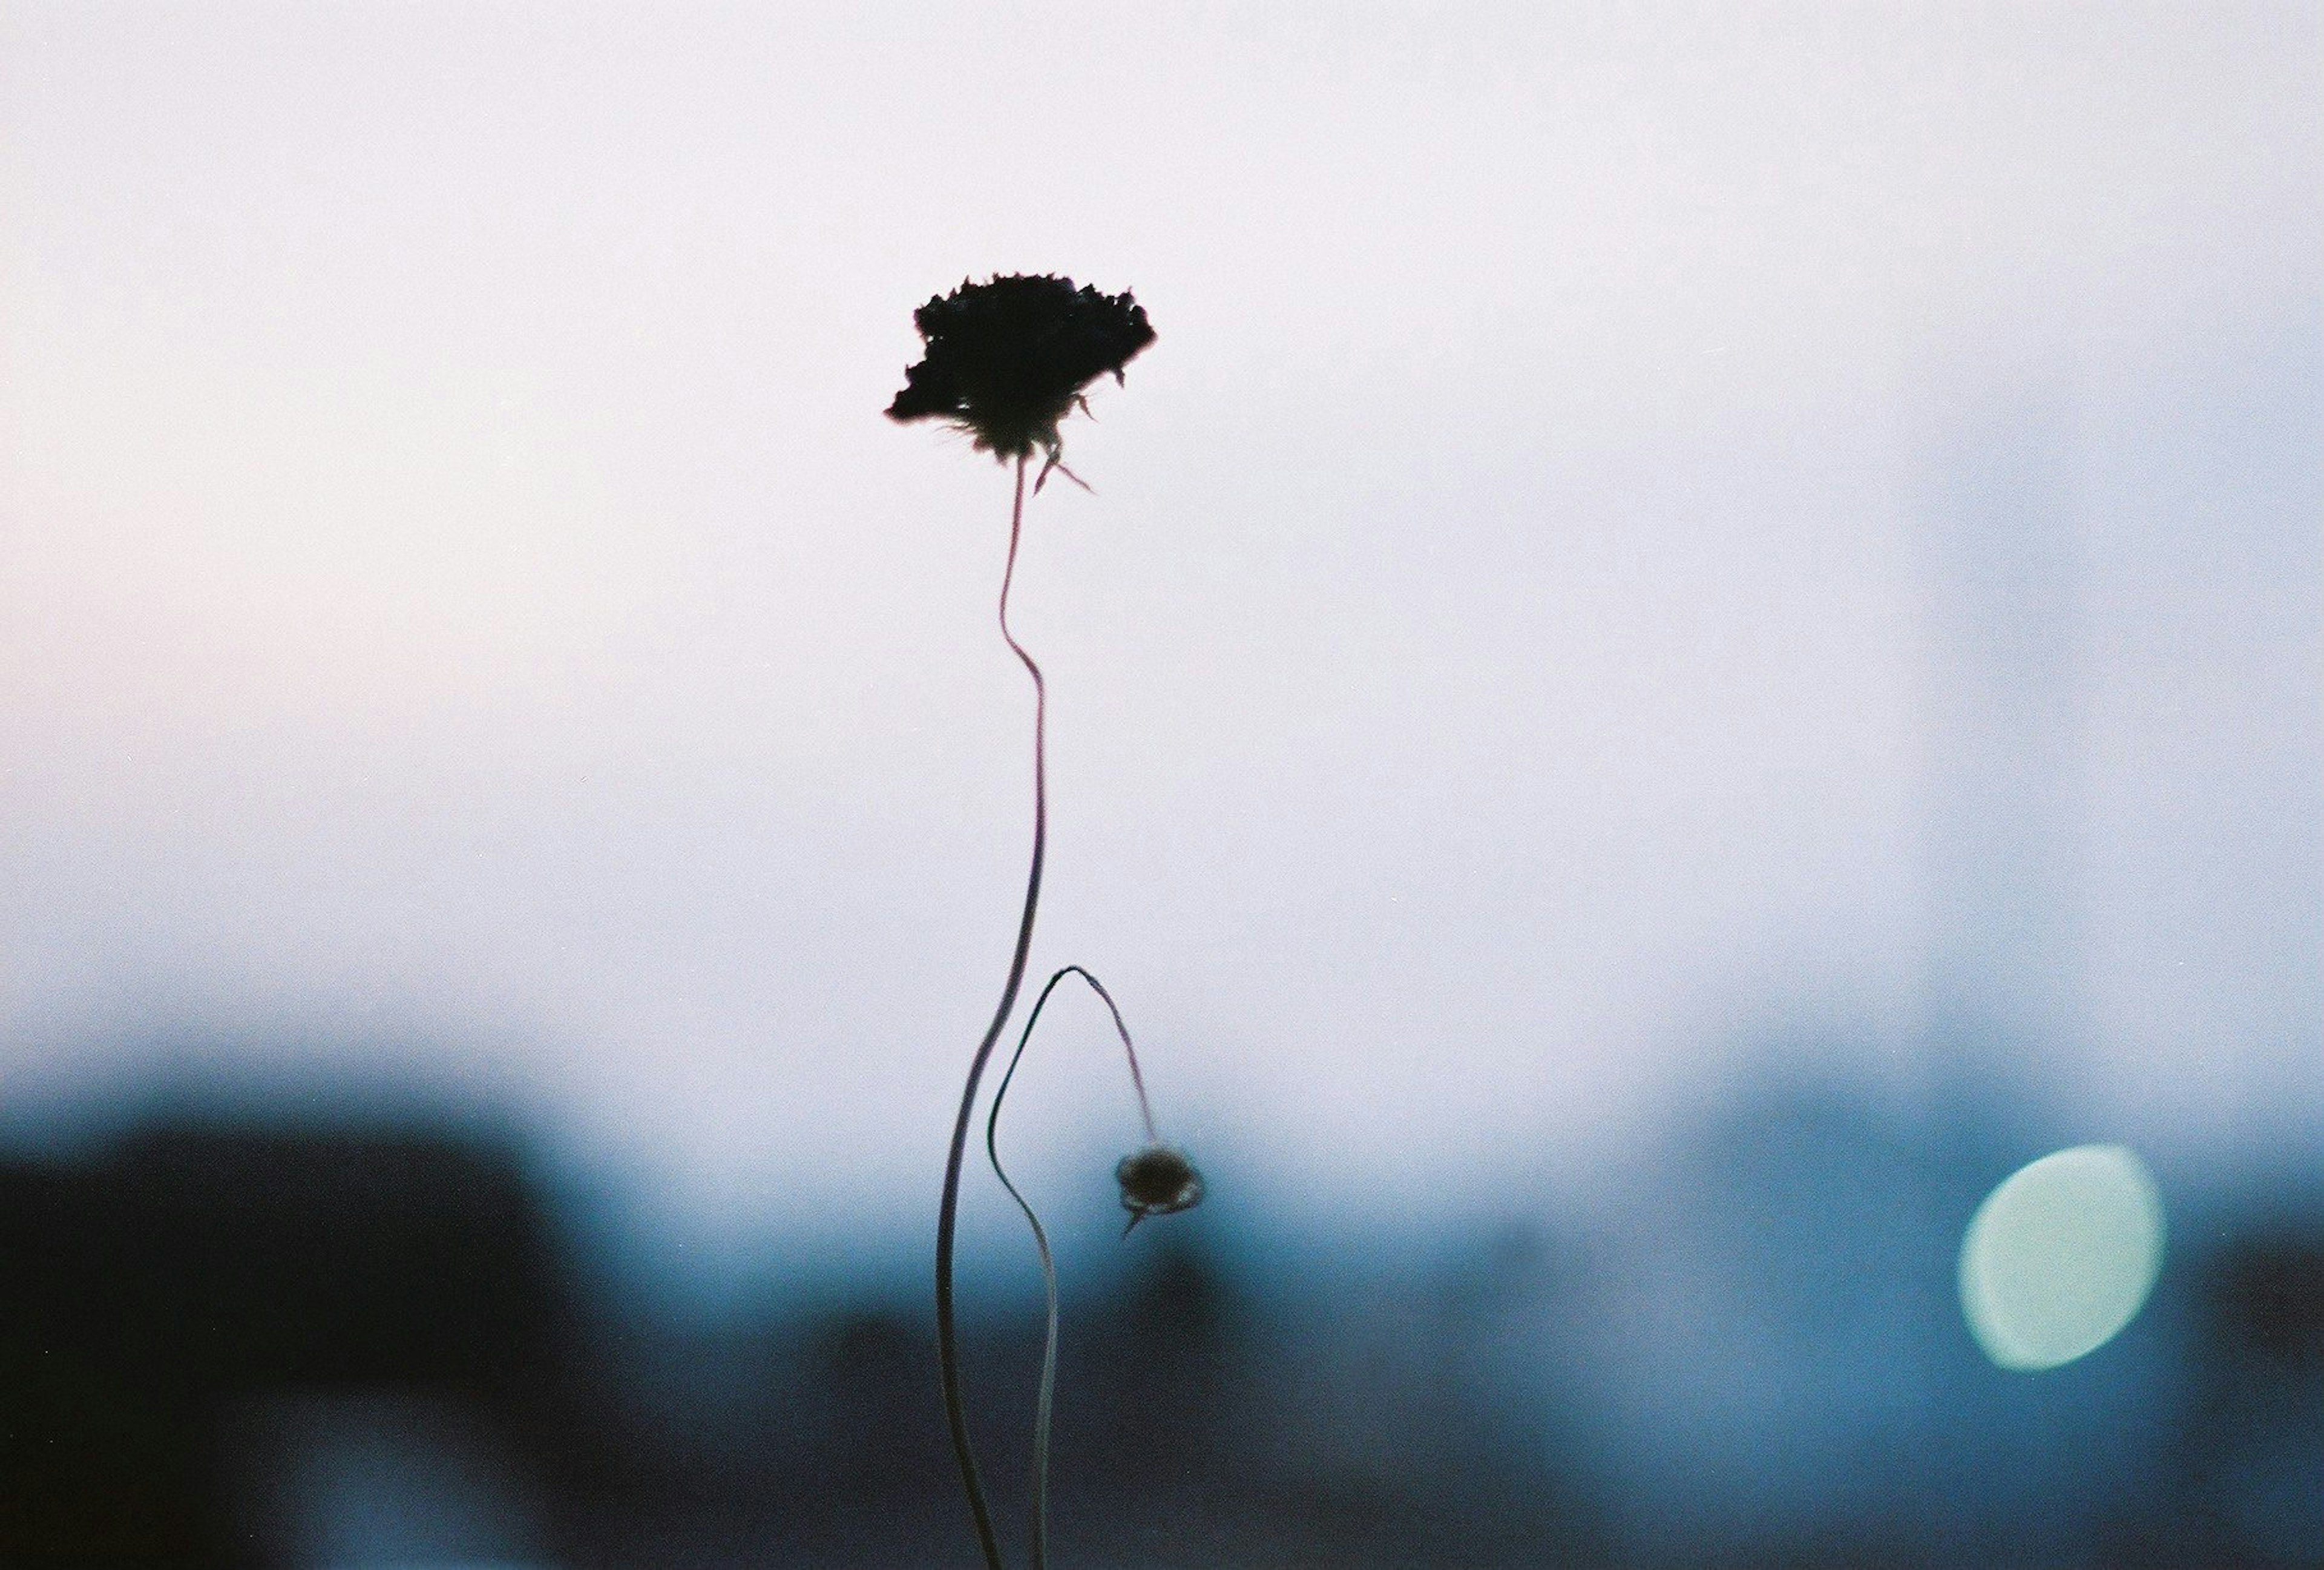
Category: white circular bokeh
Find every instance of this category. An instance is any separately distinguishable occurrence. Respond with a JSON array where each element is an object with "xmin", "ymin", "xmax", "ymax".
[{"xmin": 1959, "ymin": 1144, "xmax": 2166, "ymax": 1372}]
